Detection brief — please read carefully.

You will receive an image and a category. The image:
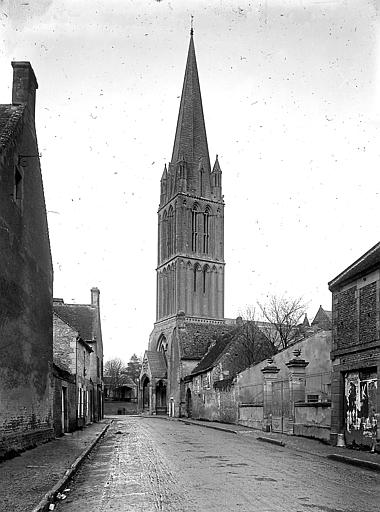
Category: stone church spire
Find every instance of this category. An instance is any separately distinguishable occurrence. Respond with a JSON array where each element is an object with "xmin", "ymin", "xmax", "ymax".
[
  {"xmin": 171, "ymin": 32, "xmax": 211, "ymax": 181},
  {"xmin": 156, "ymin": 32, "xmax": 225, "ymax": 322}
]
